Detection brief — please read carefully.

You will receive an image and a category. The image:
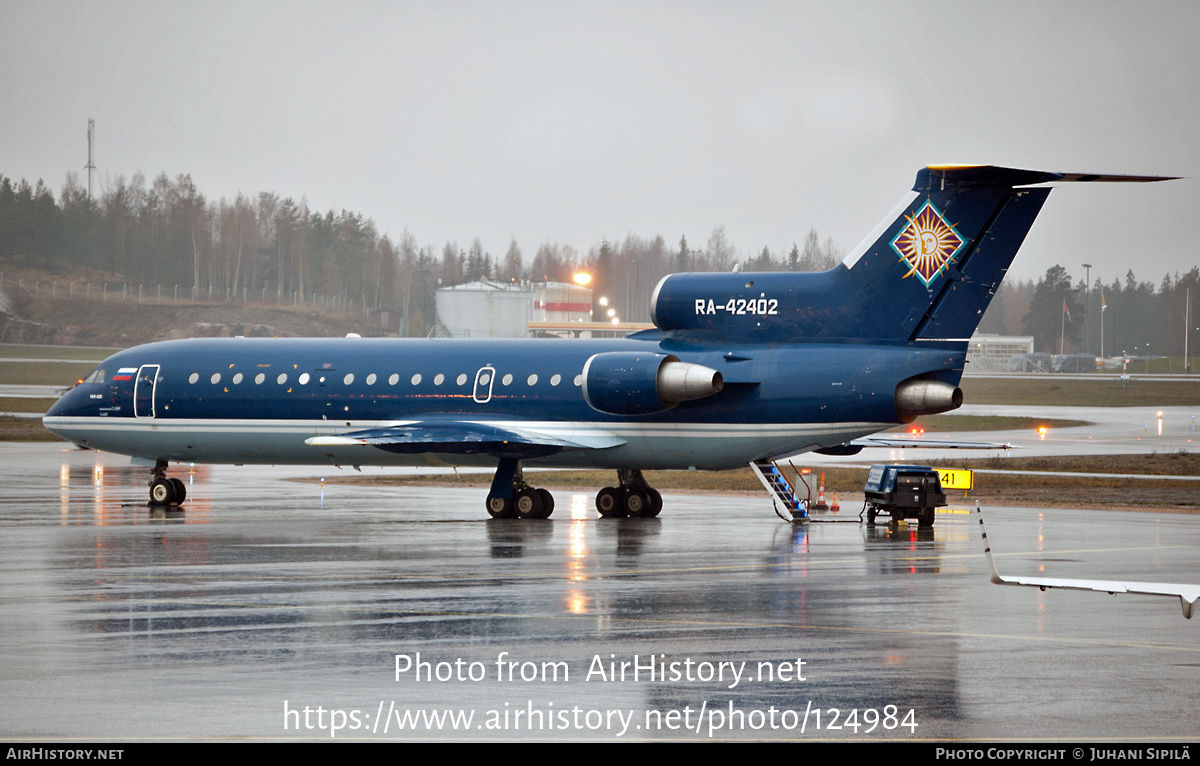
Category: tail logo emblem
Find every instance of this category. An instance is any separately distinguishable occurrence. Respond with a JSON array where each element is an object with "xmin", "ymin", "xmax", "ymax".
[{"xmin": 889, "ymin": 199, "xmax": 966, "ymax": 288}]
